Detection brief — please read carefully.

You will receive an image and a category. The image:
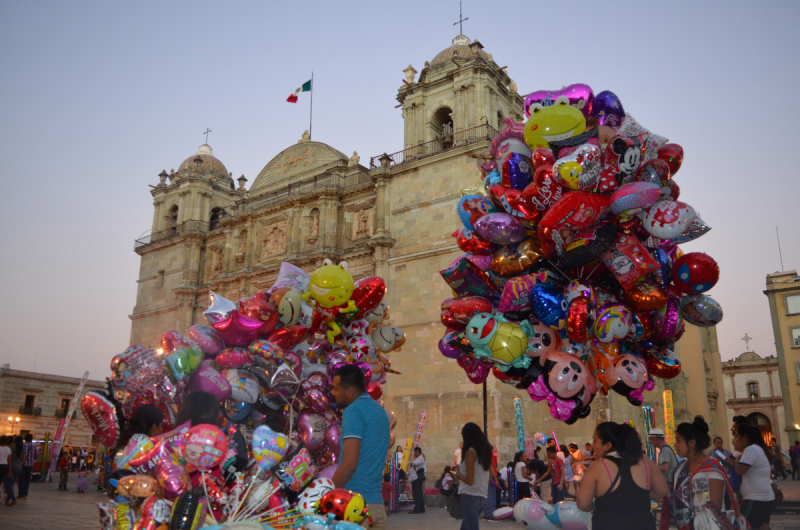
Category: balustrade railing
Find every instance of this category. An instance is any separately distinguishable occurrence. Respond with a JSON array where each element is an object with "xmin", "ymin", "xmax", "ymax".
[{"xmin": 370, "ymin": 123, "xmax": 498, "ymax": 168}]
